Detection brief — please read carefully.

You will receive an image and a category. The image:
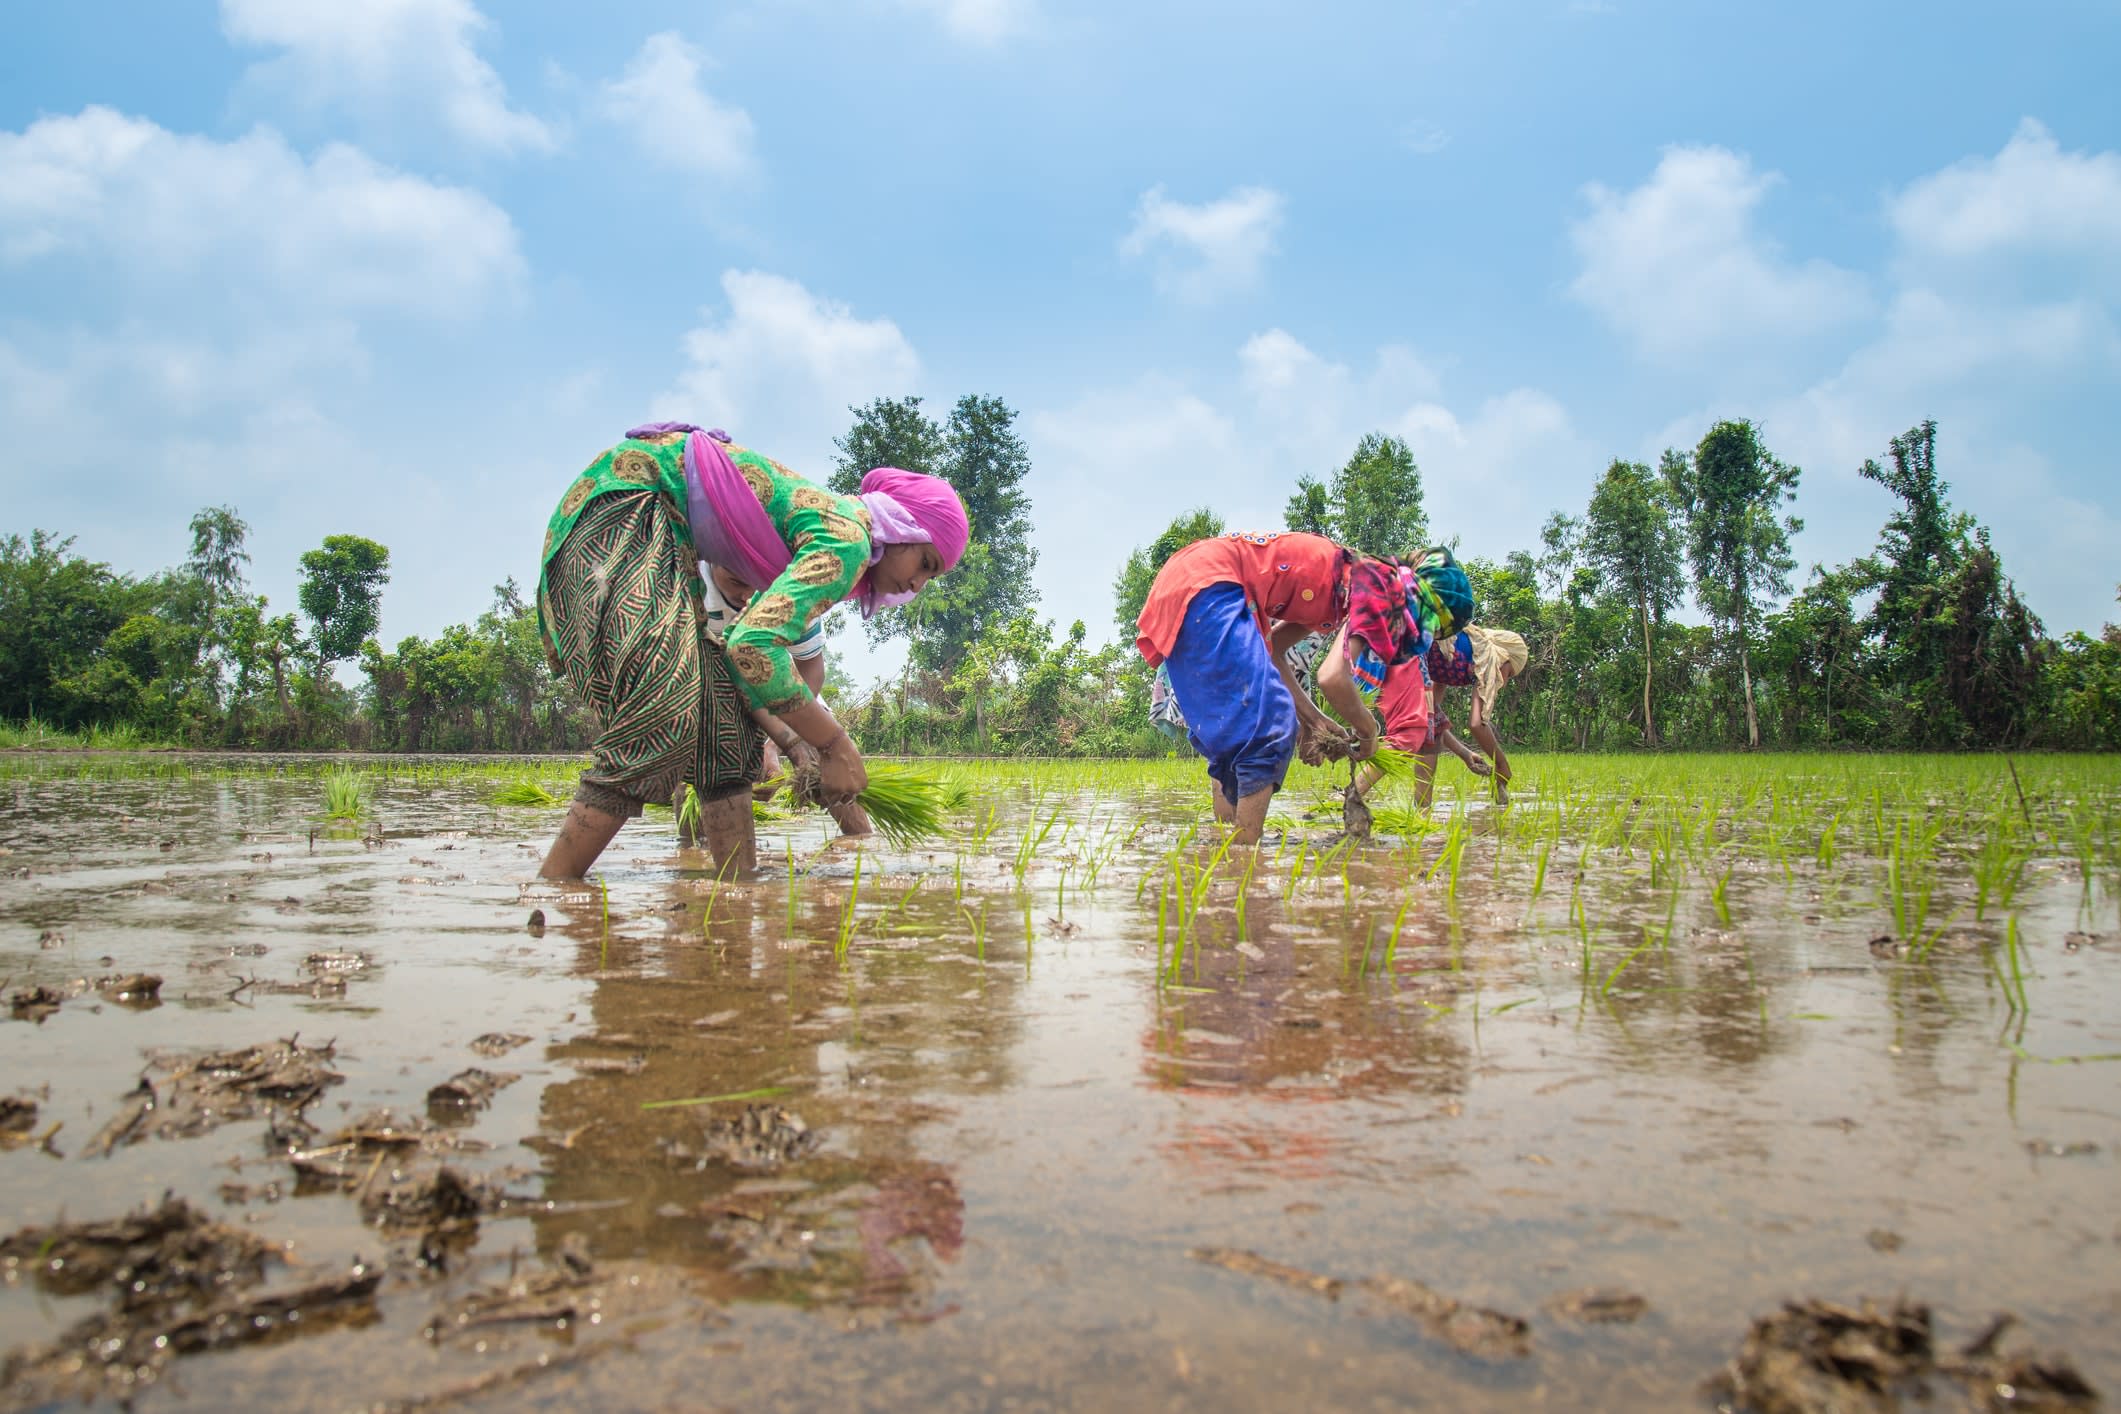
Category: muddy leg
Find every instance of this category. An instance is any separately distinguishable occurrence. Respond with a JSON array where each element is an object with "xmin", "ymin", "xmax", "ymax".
[
  {"xmin": 540, "ymin": 801, "xmax": 626, "ymax": 880},
  {"xmin": 1230, "ymin": 786, "xmax": 1273, "ymax": 846},
  {"xmin": 700, "ymin": 791, "xmax": 757, "ymax": 875},
  {"xmin": 1210, "ymin": 780, "xmax": 1237, "ymax": 825}
]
